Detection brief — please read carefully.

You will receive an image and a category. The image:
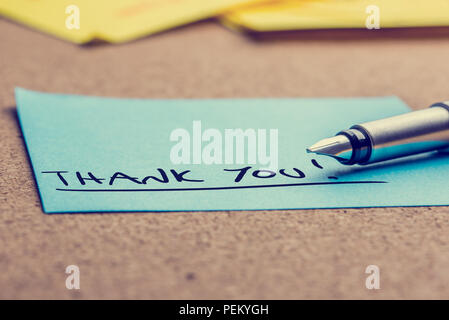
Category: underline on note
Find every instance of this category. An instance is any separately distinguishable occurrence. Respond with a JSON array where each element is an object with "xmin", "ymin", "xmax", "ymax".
[{"xmin": 55, "ymin": 181, "xmax": 387, "ymax": 192}]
